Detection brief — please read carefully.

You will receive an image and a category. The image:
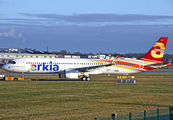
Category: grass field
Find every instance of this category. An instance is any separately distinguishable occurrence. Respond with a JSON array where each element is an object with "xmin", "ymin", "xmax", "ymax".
[
  {"xmin": 0, "ymin": 68, "xmax": 7, "ymax": 72},
  {"xmin": 0, "ymin": 72, "xmax": 173, "ymax": 120}
]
